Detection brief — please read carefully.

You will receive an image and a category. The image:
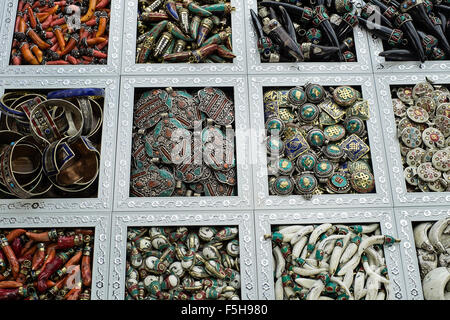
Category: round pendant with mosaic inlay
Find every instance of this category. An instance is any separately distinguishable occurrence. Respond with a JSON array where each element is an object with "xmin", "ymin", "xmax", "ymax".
[
  {"xmin": 434, "ymin": 93, "xmax": 450, "ymax": 107},
  {"xmin": 294, "ymin": 173, "xmax": 318, "ymax": 198},
  {"xmin": 432, "ymin": 149, "xmax": 449, "ymax": 172},
  {"xmin": 265, "ymin": 117, "xmax": 285, "ymax": 134},
  {"xmin": 327, "ymin": 172, "xmax": 351, "ymax": 193},
  {"xmin": 401, "ymin": 127, "xmax": 422, "ymax": 148},
  {"xmin": 306, "ymin": 128, "xmax": 326, "ymax": 148},
  {"xmin": 415, "ymin": 96, "xmax": 435, "ymax": 114},
  {"xmin": 271, "ymin": 176, "xmax": 295, "ymax": 195},
  {"xmin": 417, "ymin": 162, "xmax": 441, "ymax": 182},
  {"xmin": 397, "ymin": 87, "xmax": 414, "ymax": 104},
  {"xmin": 266, "ymin": 136, "xmax": 285, "ymax": 155},
  {"xmin": 422, "ymin": 127, "xmax": 445, "ymax": 149},
  {"xmin": 397, "ymin": 117, "xmax": 416, "ymax": 136},
  {"xmin": 350, "ymin": 170, "xmax": 375, "ymax": 193},
  {"xmin": 296, "ymin": 152, "xmax": 318, "ymax": 172},
  {"xmin": 412, "ymin": 82, "xmax": 434, "ymax": 100},
  {"xmin": 406, "ymin": 147, "xmax": 426, "ymax": 167},
  {"xmin": 434, "ymin": 115, "xmax": 450, "ymax": 138},
  {"xmin": 404, "ymin": 166, "xmax": 419, "ymax": 186},
  {"xmin": 305, "ymin": 84, "xmax": 326, "ymax": 103},
  {"xmin": 322, "ymin": 144, "xmax": 345, "ymax": 162},
  {"xmin": 343, "ymin": 117, "xmax": 365, "ymax": 137},
  {"xmin": 323, "ymin": 124, "xmax": 346, "ymax": 142},
  {"xmin": 392, "ymin": 98, "xmax": 407, "ymax": 117},
  {"xmin": 332, "ymin": 86, "xmax": 357, "ymax": 107},
  {"xmin": 298, "ymin": 103, "xmax": 320, "ymax": 123},
  {"xmin": 287, "ymin": 87, "xmax": 307, "ymax": 108},
  {"xmin": 407, "ymin": 106, "xmax": 429, "ymax": 123},
  {"xmin": 436, "ymin": 103, "xmax": 450, "ymax": 118},
  {"xmin": 314, "ymin": 159, "xmax": 334, "ymax": 182}
]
